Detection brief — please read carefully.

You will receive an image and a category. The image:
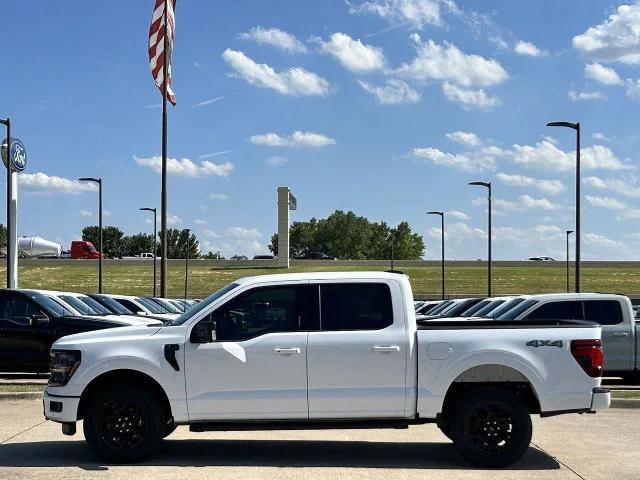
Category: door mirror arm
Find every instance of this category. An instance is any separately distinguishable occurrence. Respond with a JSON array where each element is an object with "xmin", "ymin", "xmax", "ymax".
[{"xmin": 190, "ymin": 320, "xmax": 216, "ymax": 343}]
